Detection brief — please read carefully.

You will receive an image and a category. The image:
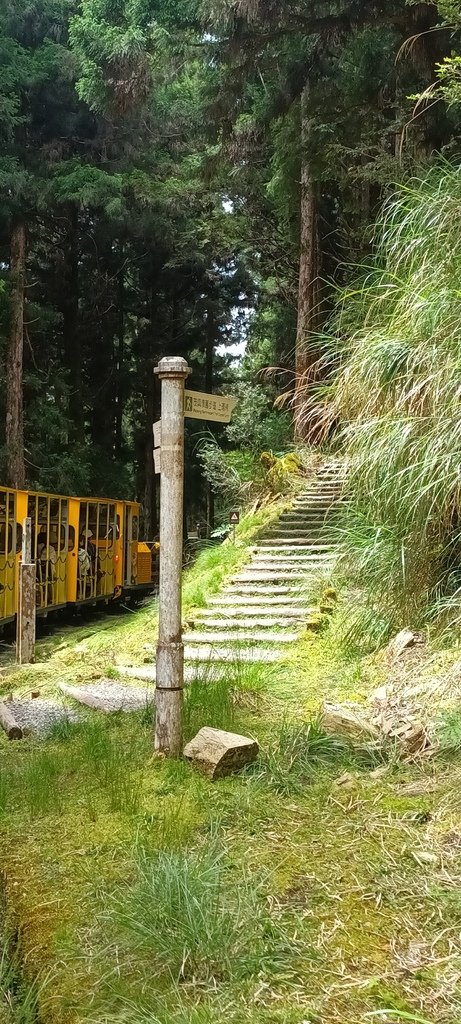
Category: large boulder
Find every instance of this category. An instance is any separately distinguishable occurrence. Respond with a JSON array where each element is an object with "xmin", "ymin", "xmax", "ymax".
[{"xmin": 183, "ymin": 727, "xmax": 259, "ymax": 780}]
